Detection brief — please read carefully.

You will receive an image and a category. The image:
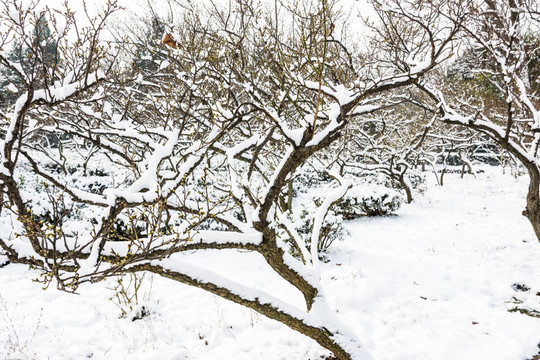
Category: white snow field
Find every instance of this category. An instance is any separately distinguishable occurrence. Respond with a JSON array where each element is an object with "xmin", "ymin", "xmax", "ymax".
[{"xmin": 1, "ymin": 167, "xmax": 540, "ymax": 360}]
